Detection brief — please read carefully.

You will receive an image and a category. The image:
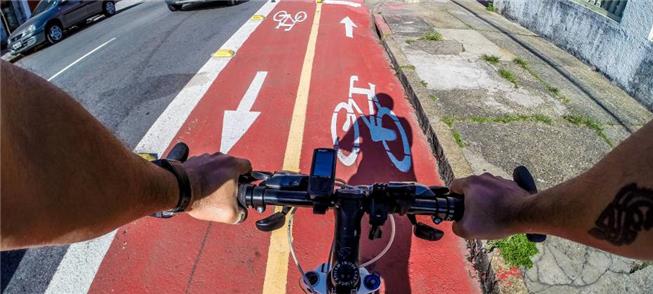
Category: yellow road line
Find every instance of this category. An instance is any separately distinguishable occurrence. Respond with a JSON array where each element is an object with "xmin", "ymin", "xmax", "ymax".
[{"xmin": 261, "ymin": 3, "xmax": 323, "ymax": 294}]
